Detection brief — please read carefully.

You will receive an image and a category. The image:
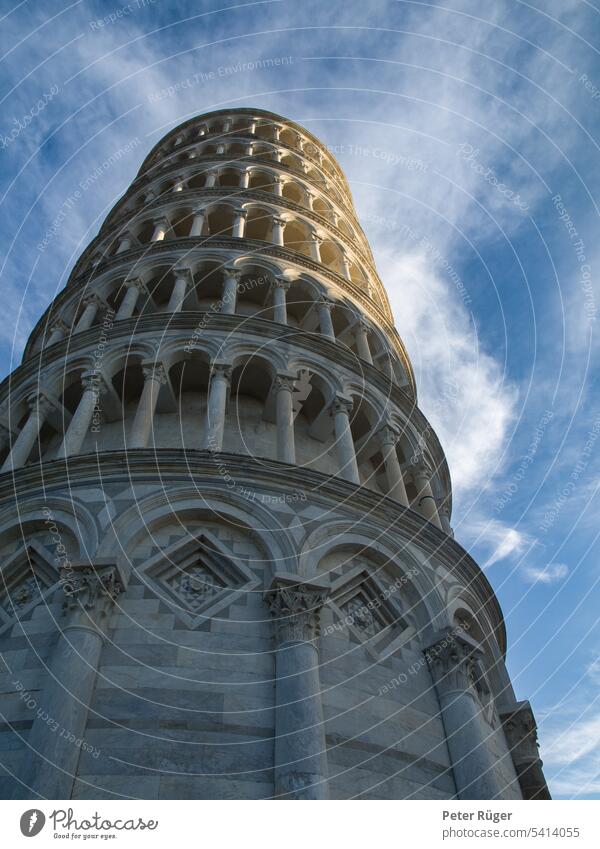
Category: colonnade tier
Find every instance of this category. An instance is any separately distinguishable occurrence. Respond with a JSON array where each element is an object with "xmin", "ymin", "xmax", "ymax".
[
  {"xmin": 76, "ymin": 192, "xmax": 380, "ymax": 297},
  {"xmin": 0, "ymin": 322, "xmax": 451, "ymax": 530},
  {"xmin": 25, "ymin": 247, "xmax": 408, "ymax": 378},
  {"xmin": 139, "ymin": 108, "xmax": 352, "ymax": 200},
  {"xmin": 100, "ymin": 164, "xmax": 375, "ymax": 273}
]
